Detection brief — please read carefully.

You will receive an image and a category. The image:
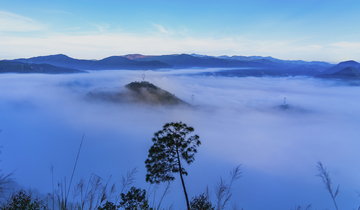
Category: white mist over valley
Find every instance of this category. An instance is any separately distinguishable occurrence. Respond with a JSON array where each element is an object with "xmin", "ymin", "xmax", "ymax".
[{"xmin": 1, "ymin": 69, "xmax": 360, "ymax": 209}]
